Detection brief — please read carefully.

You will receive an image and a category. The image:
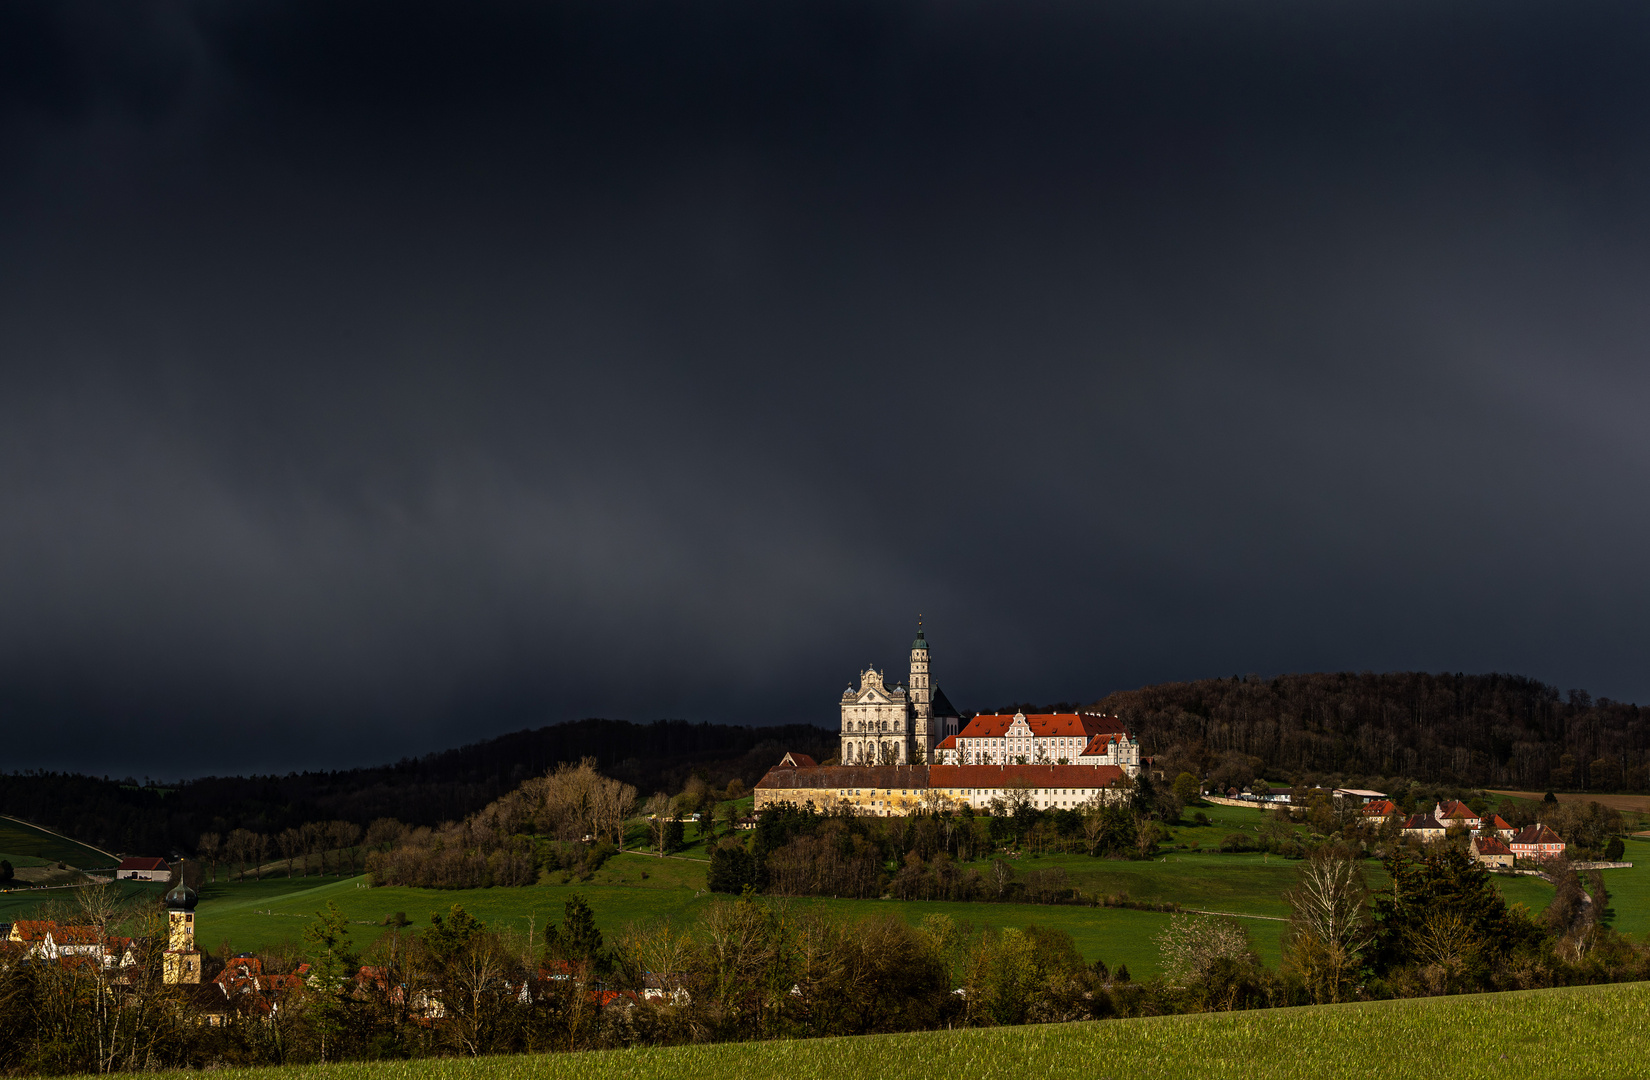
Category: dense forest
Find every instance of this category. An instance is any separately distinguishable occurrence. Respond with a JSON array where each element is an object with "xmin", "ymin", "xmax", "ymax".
[
  {"xmin": 1102, "ymin": 671, "xmax": 1650, "ymax": 791},
  {"xmin": 0, "ymin": 720, "xmax": 835, "ymax": 858}
]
